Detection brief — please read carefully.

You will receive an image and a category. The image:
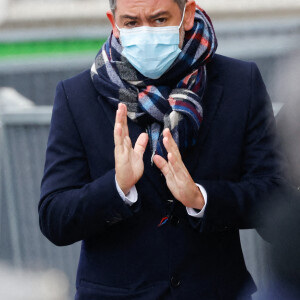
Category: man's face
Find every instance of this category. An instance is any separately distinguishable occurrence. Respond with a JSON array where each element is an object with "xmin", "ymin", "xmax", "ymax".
[{"xmin": 107, "ymin": 0, "xmax": 196, "ymax": 48}]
